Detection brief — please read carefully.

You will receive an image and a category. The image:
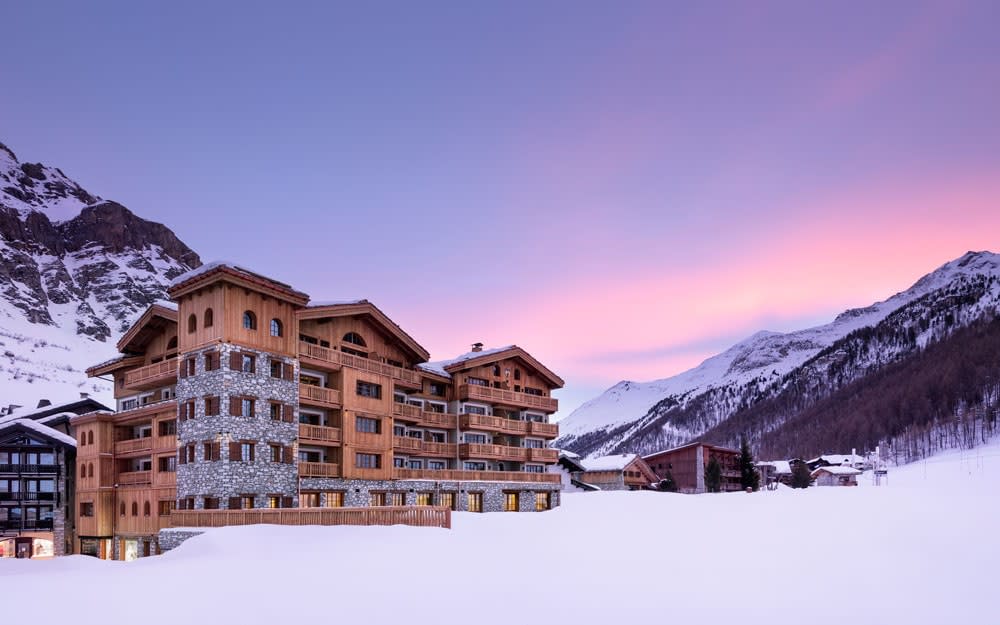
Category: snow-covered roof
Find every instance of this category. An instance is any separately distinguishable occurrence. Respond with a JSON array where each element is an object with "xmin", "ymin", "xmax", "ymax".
[
  {"xmin": 558, "ymin": 449, "xmax": 581, "ymax": 459},
  {"xmin": 811, "ymin": 466, "xmax": 862, "ymax": 476},
  {"xmin": 757, "ymin": 460, "xmax": 792, "ymax": 474},
  {"xmin": 0, "ymin": 418, "xmax": 77, "ymax": 447},
  {"xmin": 809, "ymin": 454, "xmax": 865, "ymax": 466},
  {"xmin": 152, "ymin": 299, "xmax": 178, "ymax": 311},
  {"xmin": 306, "ymin": 299, "xmax": 367, "ymax": 308},
  {"xmin": 168, "ymin": 261, "xmax": 306, "ymax": 300},
  {"xmin": 582, "ymin": 454, "xmax": 639, "ymax": 472},
  {"xmin": 417, "ymin": 345, "xmax": 517, "ymax": 378}
]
